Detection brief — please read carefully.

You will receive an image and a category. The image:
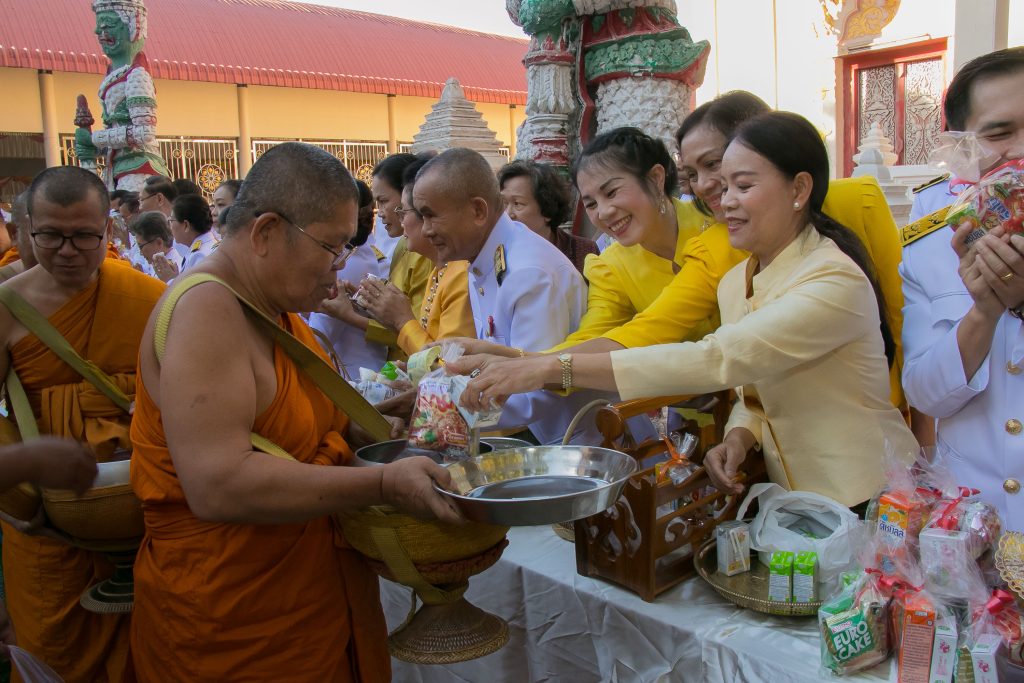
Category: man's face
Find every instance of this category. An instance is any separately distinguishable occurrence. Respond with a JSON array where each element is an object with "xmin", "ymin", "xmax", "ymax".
[
  {"xmin": 413, "ymin": 170, "xmax": 488, "ymax": 263},
  {"xmin": 138, "ymin": 190, "xmax": 163, "ymax": 215},
  {"xmin": 28, "ymin": 194, "xmax": 110, "ymax": 289},
  {"xmin": 139, "ymin": 237, "xmax": 169, "ymax": 264},
  {"xmin": 965, "ymin": 70, "xmax": 1024, "ymax": 173}
]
